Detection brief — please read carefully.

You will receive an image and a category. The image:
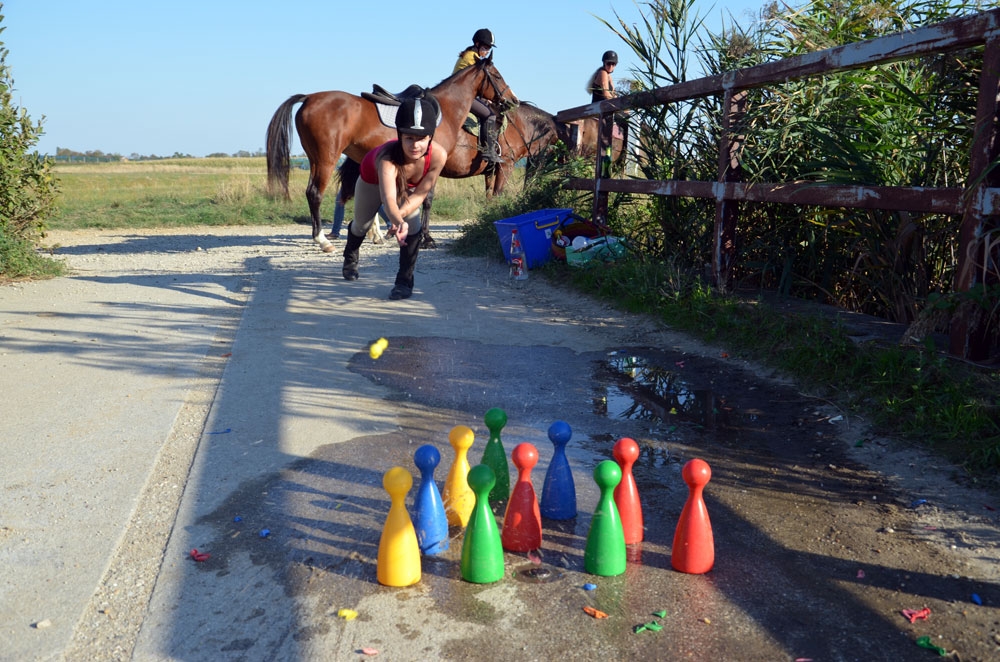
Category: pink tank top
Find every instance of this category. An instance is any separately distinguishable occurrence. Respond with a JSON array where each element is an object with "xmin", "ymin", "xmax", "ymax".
[{"xmin": 359, "ymin": 140, "xmax": 433, "ymax": 188}]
